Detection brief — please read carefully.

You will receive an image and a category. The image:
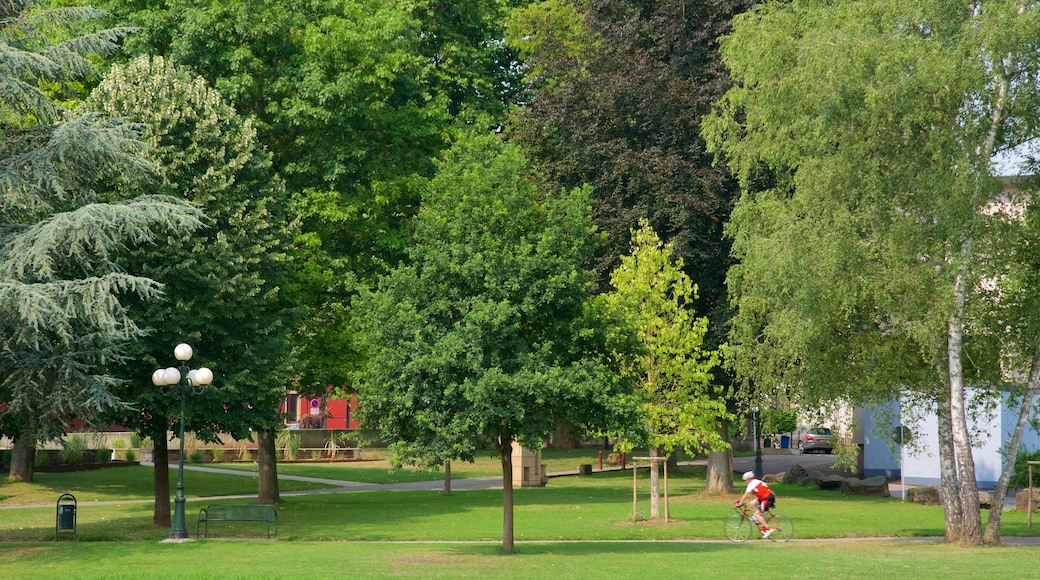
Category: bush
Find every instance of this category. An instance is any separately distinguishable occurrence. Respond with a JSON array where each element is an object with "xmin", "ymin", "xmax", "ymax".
[
  {"xmin": 1011, "ymin": 447, "xmax": 1040, "ymax": 488},
  {"xmin": 59, "ymin": 434, "xmax": 89, "ymax": 465},
  {"xmin": 210, "ymin": 448, "xmax": 225, "ymax": 462},
  {"xmin": 188, "ymin": 449, "xmax": 205, "ymax": 463},
  {"xmin": 96, "ymin": 448, "xmax": 113, "ymax": 463},
  {"xmin": 130, "ymin": 433, "xmax": 142, "ymax": 448},
  {"xmin": 123, "ymin": 448, "xmax": 138, "ymax": 463}
]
